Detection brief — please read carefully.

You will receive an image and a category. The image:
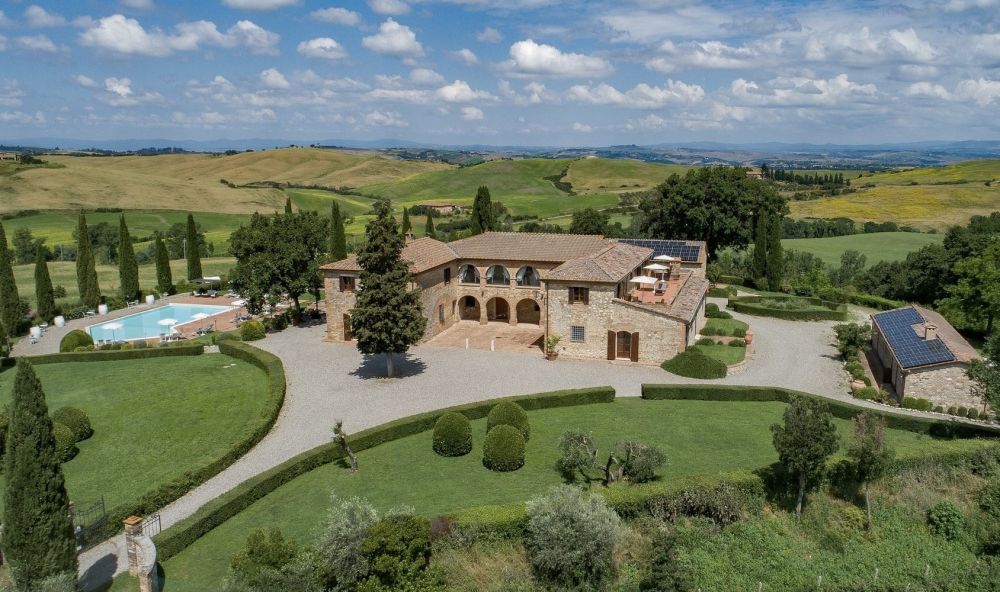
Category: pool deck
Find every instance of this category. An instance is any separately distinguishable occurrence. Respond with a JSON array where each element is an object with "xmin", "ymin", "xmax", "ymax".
[{"xmin": 13, "ymin": 294, "xmax": 247, "ymax": 357}]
